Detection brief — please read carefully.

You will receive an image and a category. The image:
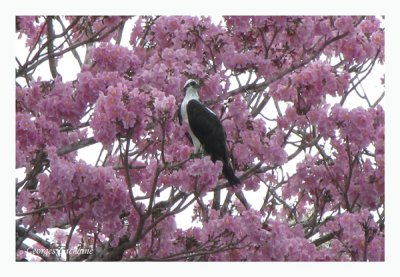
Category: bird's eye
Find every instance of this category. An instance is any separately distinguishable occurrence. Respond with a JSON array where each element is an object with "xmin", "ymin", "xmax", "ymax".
[{"xmin": 191, "ymin": 81, "xmax": 196, "ymax": 86}]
